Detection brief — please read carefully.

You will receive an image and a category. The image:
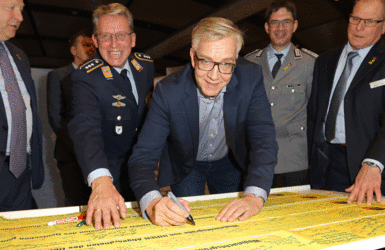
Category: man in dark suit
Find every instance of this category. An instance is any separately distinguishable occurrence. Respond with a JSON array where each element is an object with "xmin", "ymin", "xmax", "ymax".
[
  {"xmin": 68, "ymin": 3, "xmax": 154, "ymax": 230},
  {"xmin": 308, "ymin": 0, "xmax": 385, "ymax": 205},
  {"xmin": 0, "ymin": 0, "xmax": 44, "ymax": 211},
  {"xmin": 47, "ymin": 29, "xmax": 95, "ymax": 206},
  {"xmin": 128, "ymin": 17, "xmax": 278, "ymax": 226}
]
